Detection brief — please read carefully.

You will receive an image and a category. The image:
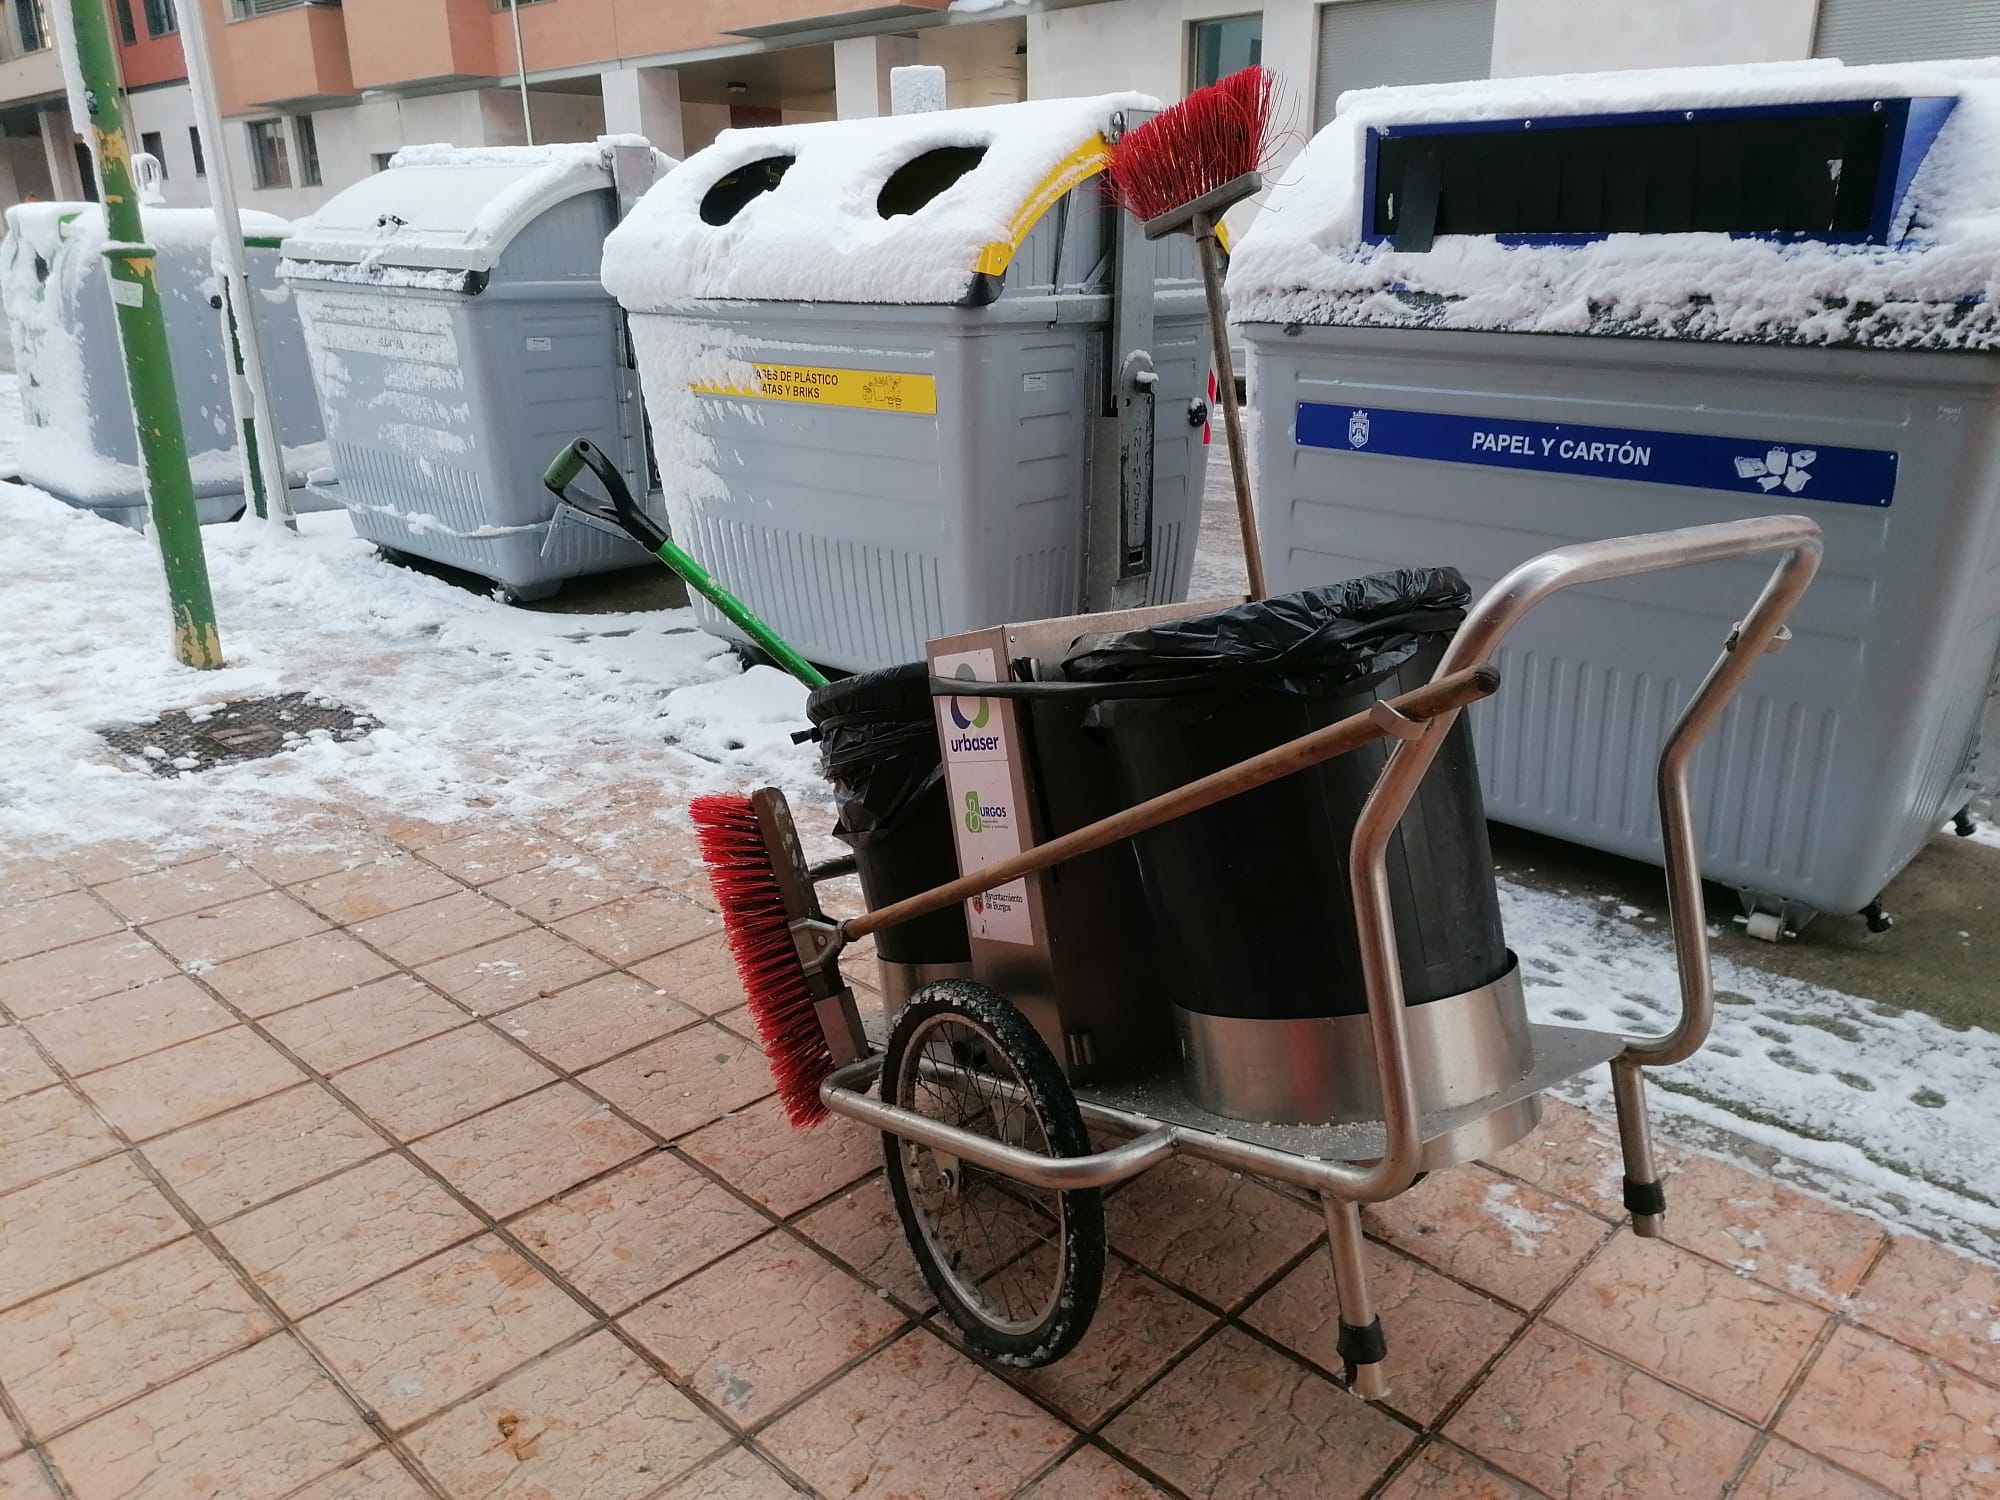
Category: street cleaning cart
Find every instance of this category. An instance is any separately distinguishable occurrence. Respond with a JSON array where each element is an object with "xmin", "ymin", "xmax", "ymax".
[
  {"xmin": 1227, "ymin": 58, "xmax": 2000, "ymax": 933},
  {"xmin": 700, "ymin": 515, "xmax": 1820, "ymax": 1390},
  {"xmin": 1, "ymin": 202, "xmax": 325, "ymax": 528},
  {"xmin": 602, "ymin": 94, "xmax": 1216, "ymax": 672},
  {"xmin": 281, "ymin": 140, "xmax": 669, "ymax": 602}
]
